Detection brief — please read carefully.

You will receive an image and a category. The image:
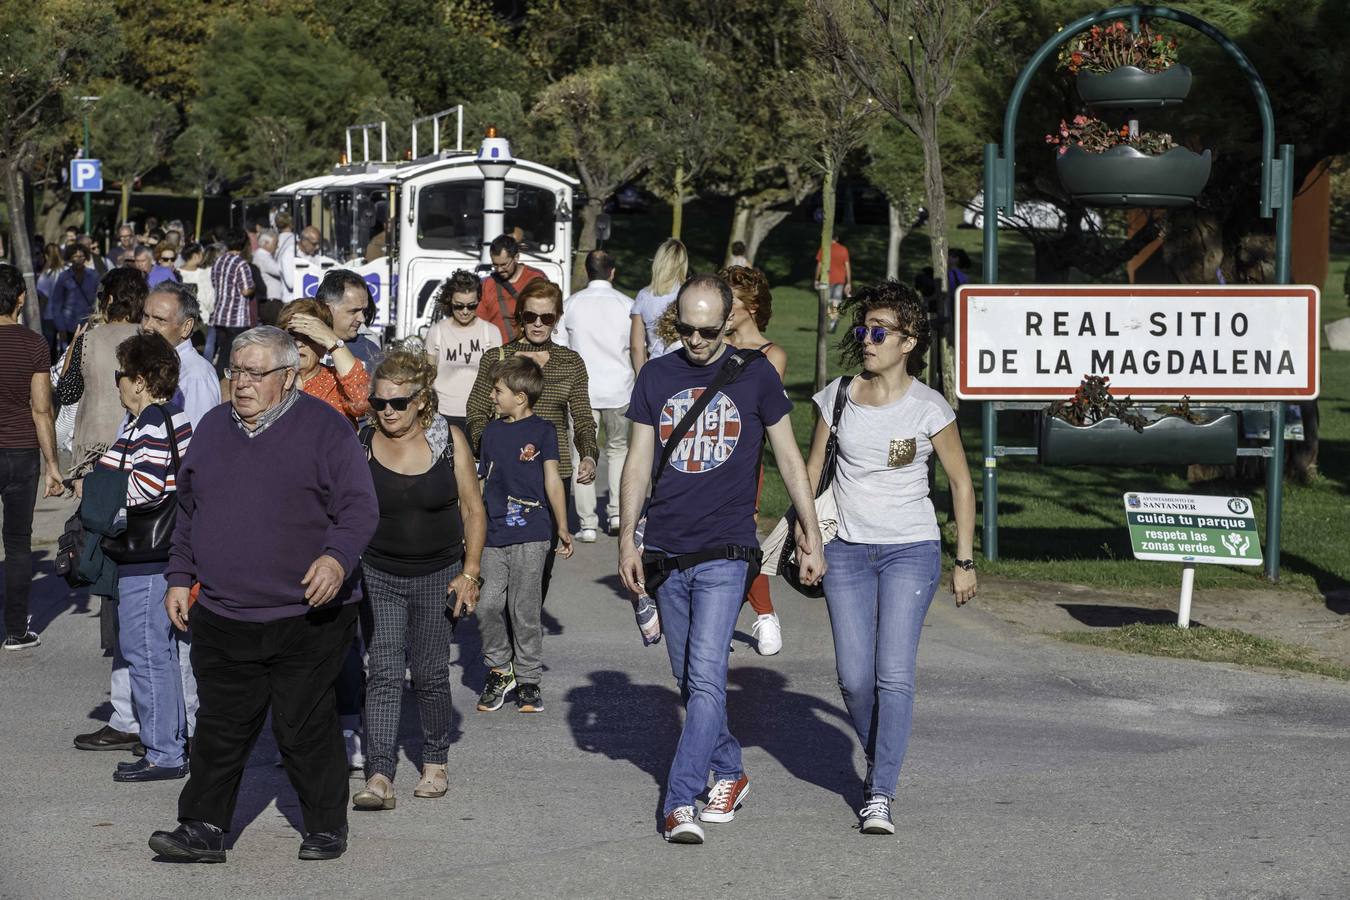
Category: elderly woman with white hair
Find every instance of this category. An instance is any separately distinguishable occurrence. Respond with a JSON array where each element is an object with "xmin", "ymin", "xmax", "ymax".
[{"xmin": 252, "ymin": 227, "xmax": 285, "ymax": 301}]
